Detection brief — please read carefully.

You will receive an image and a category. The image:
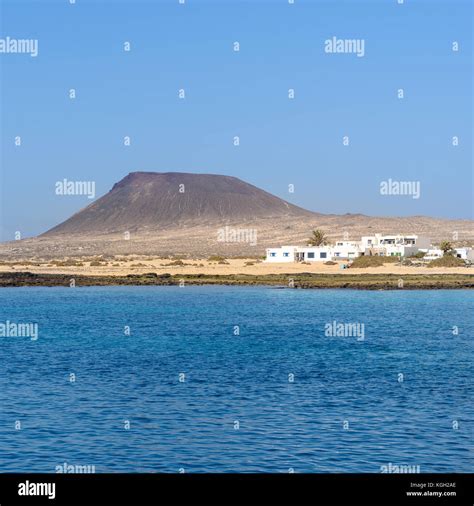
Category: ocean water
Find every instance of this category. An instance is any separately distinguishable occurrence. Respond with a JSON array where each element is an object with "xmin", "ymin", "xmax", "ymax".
[{"xmin": 0, "ymin": 286, "xmax": 472, "ymax": 473}]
